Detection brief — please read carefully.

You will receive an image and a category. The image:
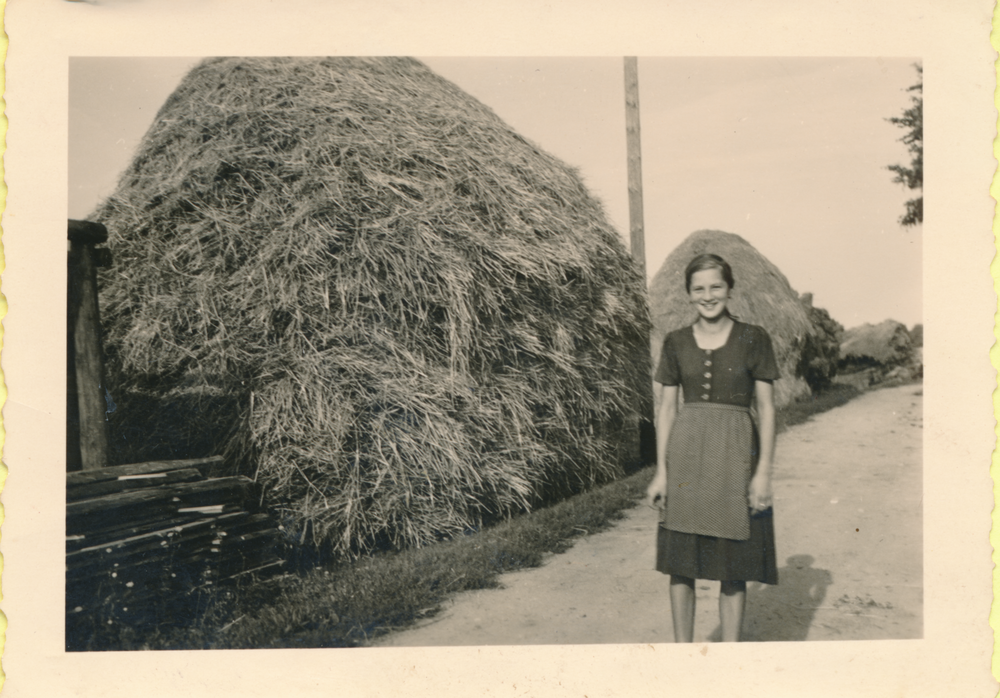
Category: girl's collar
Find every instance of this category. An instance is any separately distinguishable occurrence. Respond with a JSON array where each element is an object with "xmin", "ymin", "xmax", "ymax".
[{"xmin": 690, "ymin": 318, "xmax": 737, "ymax": 351}]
